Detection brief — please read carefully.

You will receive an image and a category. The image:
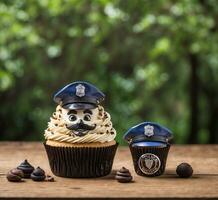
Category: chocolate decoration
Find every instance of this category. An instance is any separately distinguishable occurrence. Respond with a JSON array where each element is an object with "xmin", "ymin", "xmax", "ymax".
[
  {"xmin": 30, "ymin": 167, "xmax": 46, "ymax": 181},
  {"xmin": 17, "ymin": 159, "xmax": 34, "ymax": 178},
  {"xmin": 176, "ymin": 163, "xmax": 193, "ymax": 178},
  {"xmin": 46, "ymin": 175, "xmax": 55, "ymax": 182},
  {"xmin": 6, "ymin": 168, "xmax": 24, "ymax": 182},
  {"xmin": 115, "ymin": 167, "xmax": 133, "ymax": 183}
]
